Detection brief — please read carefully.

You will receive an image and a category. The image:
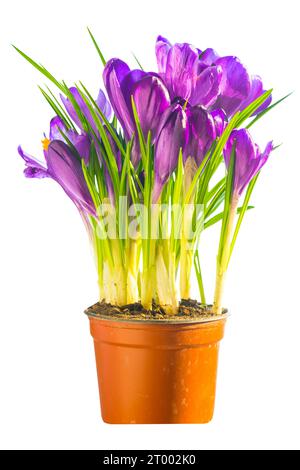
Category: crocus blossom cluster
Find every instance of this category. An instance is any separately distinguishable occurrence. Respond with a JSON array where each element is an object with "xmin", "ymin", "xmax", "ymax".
[
  {"xmin": 103, "ymin": 36, "xmax": 271, "ymax": 200},
  {"xmin": 17, "ymin": 34, "xmax": 277, "ymax": 314}
]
